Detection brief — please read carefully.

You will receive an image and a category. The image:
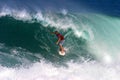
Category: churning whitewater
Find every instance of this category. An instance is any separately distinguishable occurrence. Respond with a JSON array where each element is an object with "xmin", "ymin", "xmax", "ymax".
[{"xmin": 0, "ymin": 7, "xmax": 120, "ymax": 80}]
